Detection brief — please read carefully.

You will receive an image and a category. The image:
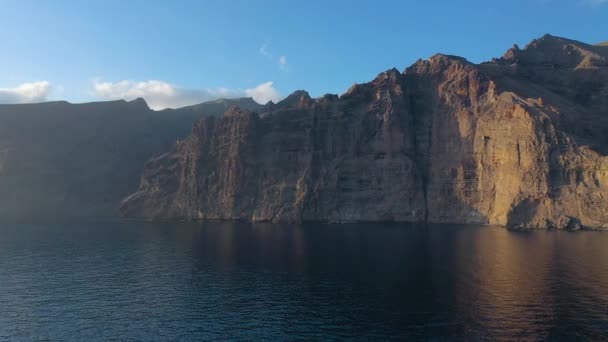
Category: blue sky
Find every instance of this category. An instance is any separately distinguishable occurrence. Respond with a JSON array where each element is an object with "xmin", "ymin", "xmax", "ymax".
[{"xmin": 0, "ymin": 0, "xmax": 607, "ymax": 109}]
